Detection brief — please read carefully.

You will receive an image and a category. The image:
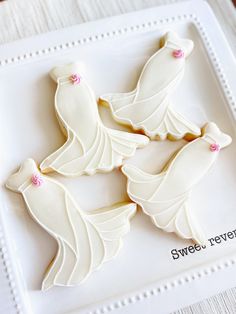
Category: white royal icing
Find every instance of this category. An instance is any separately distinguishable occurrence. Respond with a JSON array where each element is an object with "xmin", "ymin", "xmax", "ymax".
[
  {"xmin": 99, "ymin": 31, "xmax": 201, "ymax": 140},
  {"xmin": 40, "ymin": 63, "xmax": 149, "ymax": 177},
  {"xmin": 122, "ymin": 123, "xmax": 232, "ymax": 244},
  {"xmin": 6, "ymin": 159, "xmax": 136, "ymax": 290}
]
